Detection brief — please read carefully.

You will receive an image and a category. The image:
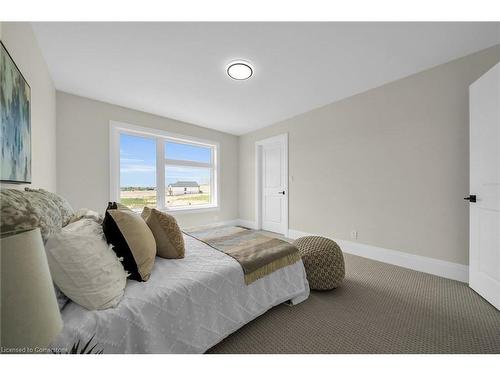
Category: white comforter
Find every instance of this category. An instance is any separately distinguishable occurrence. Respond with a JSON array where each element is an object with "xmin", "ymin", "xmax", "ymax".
[{"xmin": 52, "ymin": 234, "xmax": 309, "ymax": 353}]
